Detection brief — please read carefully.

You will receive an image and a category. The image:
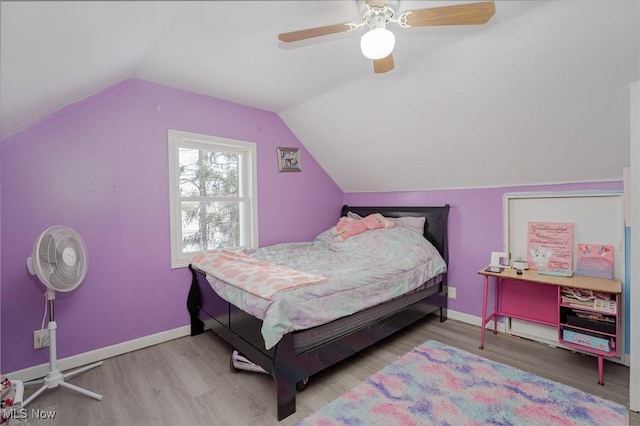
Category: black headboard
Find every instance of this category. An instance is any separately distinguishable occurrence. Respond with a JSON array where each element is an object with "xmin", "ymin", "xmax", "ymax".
[{"xmin": 340, "ymin": 205, "xmax": 450, "ymax": 266}]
